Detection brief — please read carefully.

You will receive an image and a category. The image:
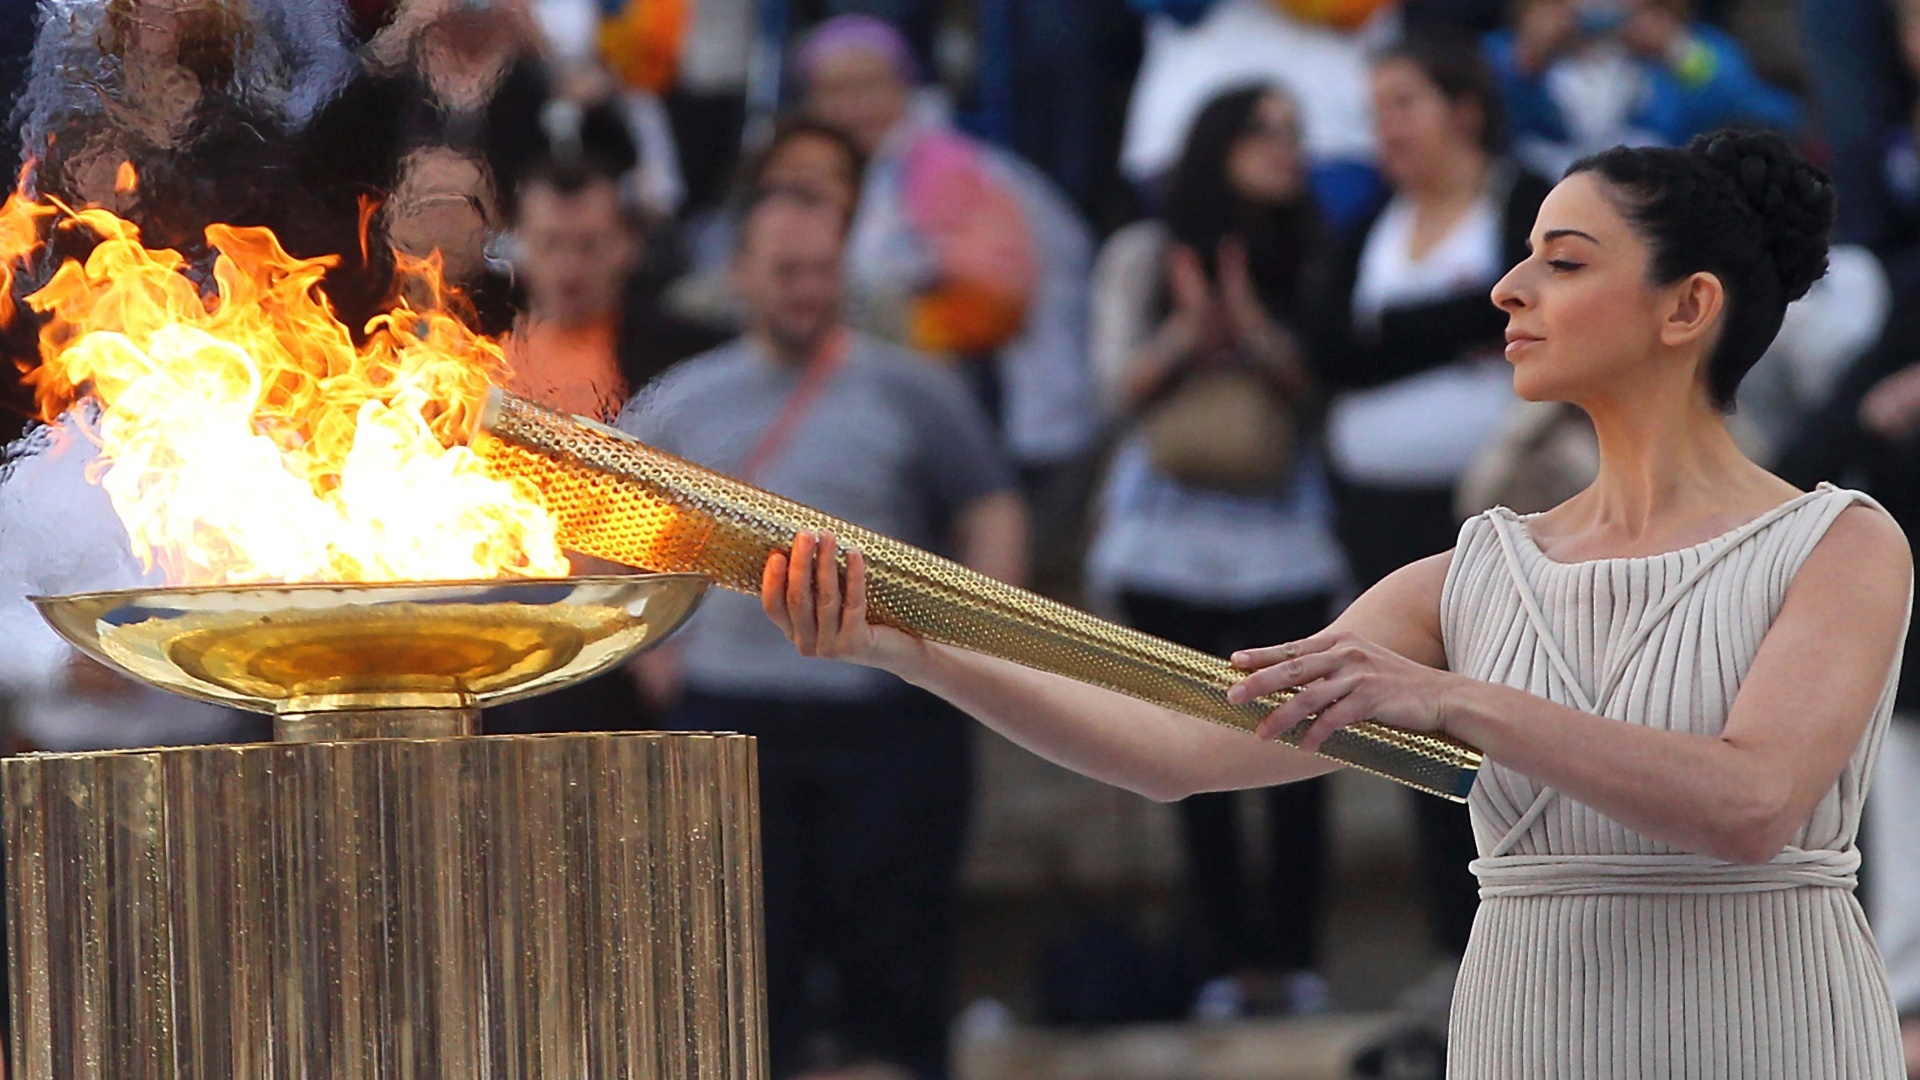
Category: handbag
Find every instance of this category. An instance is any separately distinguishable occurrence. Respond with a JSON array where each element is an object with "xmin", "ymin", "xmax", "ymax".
[{"xmin": 1141, "ymin": 362, "xmax": 1296, "ymax": 494}]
